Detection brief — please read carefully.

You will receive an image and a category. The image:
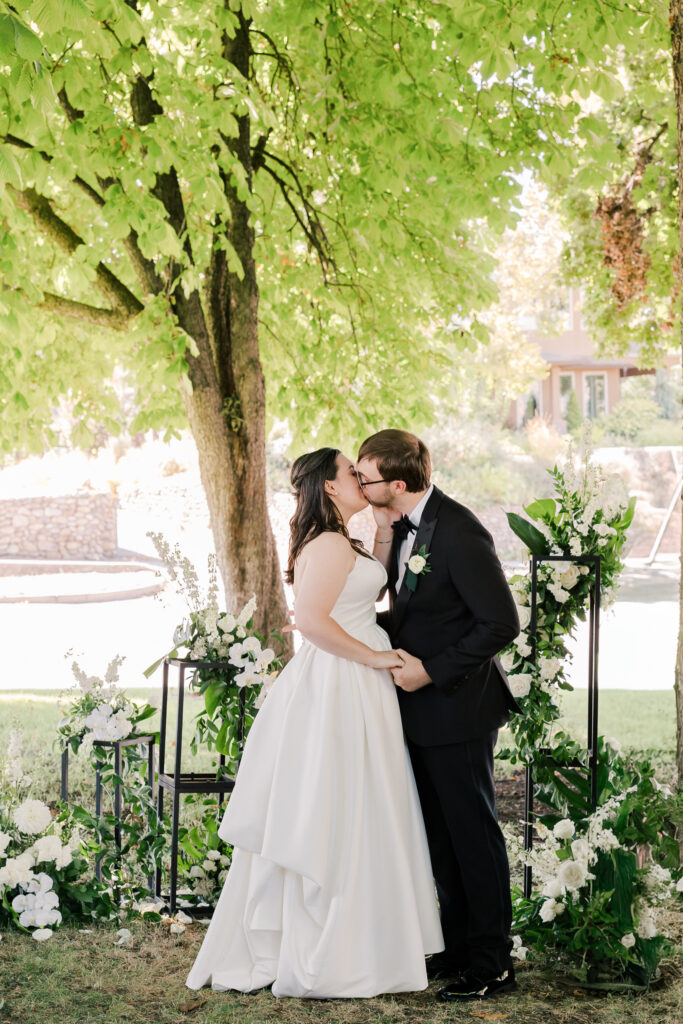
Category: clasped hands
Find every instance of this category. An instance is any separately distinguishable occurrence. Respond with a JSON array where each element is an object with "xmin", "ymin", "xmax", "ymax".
[{"xmin": 389, "ymin": 648, "xmax": 432, "ymax": 693}]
